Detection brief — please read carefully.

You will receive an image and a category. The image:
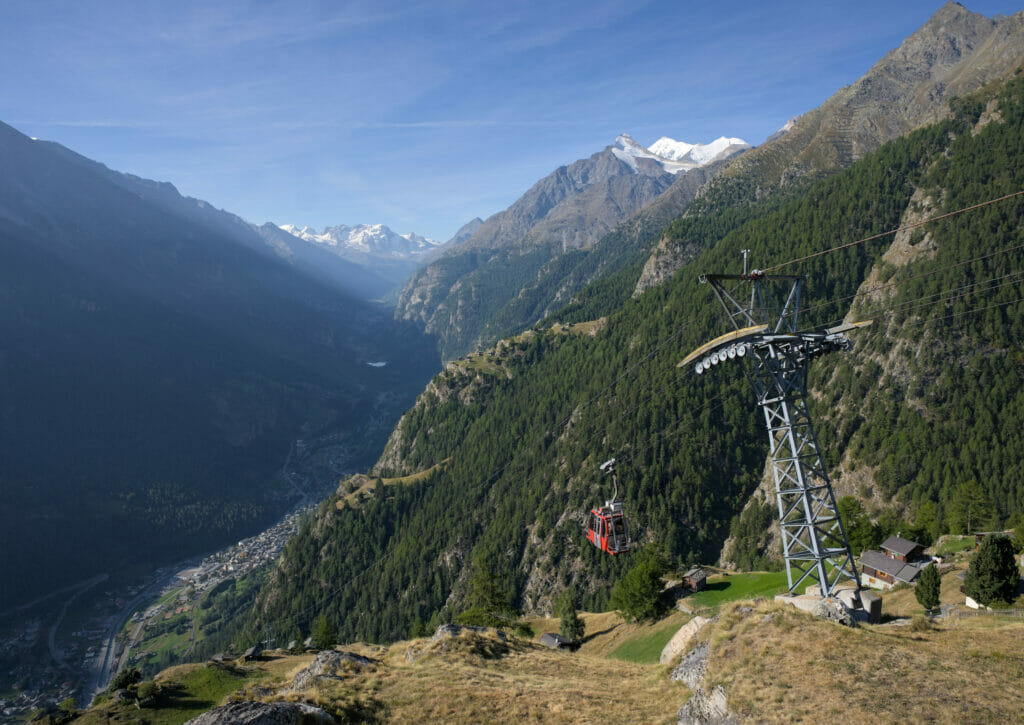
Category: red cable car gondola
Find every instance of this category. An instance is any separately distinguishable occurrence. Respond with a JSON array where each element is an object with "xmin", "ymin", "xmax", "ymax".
[{"xmin": 585, "ymin": 458, "xmax": 632, "ymax": 555}]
